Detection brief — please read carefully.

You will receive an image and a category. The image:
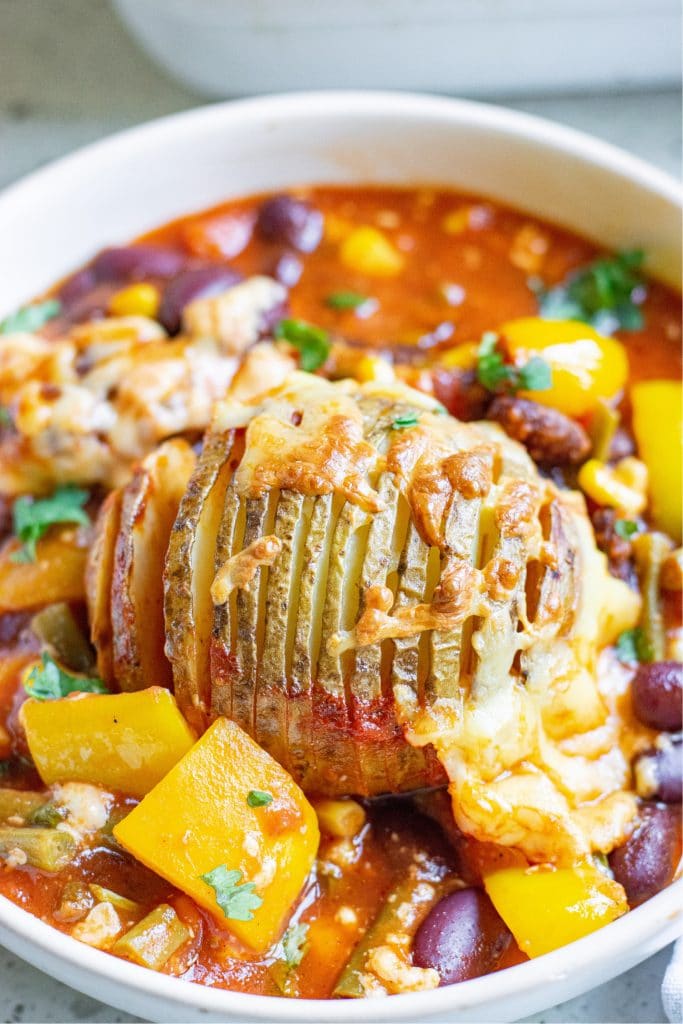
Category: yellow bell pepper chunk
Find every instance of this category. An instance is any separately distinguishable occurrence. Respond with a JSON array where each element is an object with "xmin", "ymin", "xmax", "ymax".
[
  {"xmin": 0, "ymin": 532, "xmax": 87, "ymax": 612},
  {"xmin": 340, "ymin": 226, "xmax": 404, "ymax": 277},
  {"xmin": 578, "ymin": 456, "xmax": 648, "ymax": 517},
  {"xmin": 484, "ymin": 860, "xmax": 628, "ymax": 958},
  {"xmin": 21, "ymin": 687, "xmax": 195, "ymax": 798},
  {"xmin": 440, "ymin": 341, "xmax": 479, "ymax": 371},
  {"xmin": 501, "ymin": 317, "xmax": 628, "ymax": 417},
  {"xmin": 114, "ymin": 718, "xmax": 319, "ymax": 953},
  {"xmin": 632, "ymin": 380, "xmax": 682, "ymax": 542},
  {"xmin": 354, "ymin": 354, "xmax": 395, "ymax": 384},
  {"xmin": 108, "ymin": 283, "xmax": 160, "ymax": 319}
]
